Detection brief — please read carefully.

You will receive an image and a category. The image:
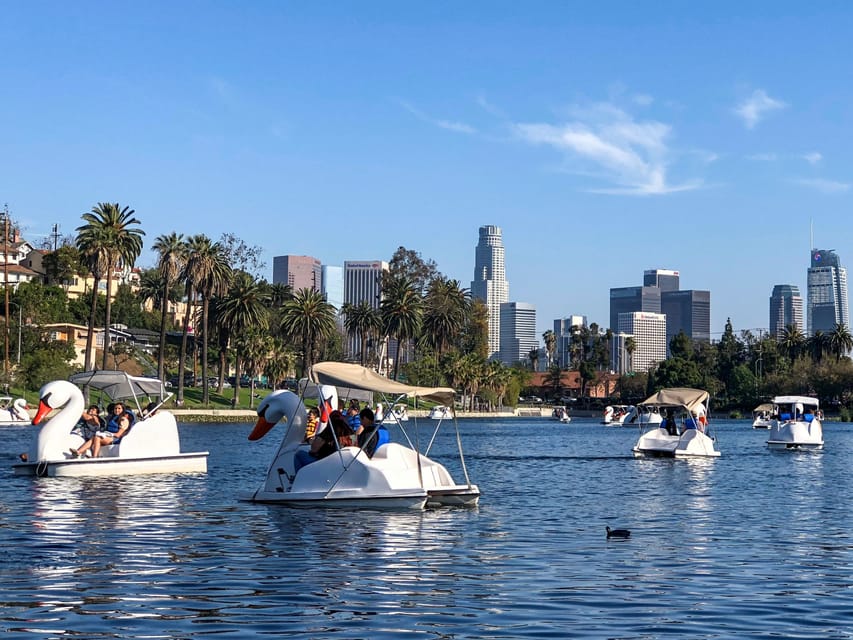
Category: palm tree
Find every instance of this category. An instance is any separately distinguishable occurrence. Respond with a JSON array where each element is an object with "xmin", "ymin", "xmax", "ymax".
[
  {"xmin": 528, "ymin": 348, "xmax": 539, "ymax": 371},
  {"xmin": 217, "ymin": 271, "xmax": 271, "ymax": 406},
  {"xmin": 188, "ymin": 236, "xmax": 231, "ymax": 404},
  {"xmin": 76, "ymin": 229, "xmax": 110, "ymax": 371},
  {"xmin": 542, "ymin": 329, "xmax": 556, "ymax": 368},
  {"xmin": 152, "ymin": 232, "xmax": 186, "ymax": 383},
  {"xmin": 76, "ymin": 203, "xmax": 144, "ymax": 370},
  {"xmin": 828, "ymin": 323, "xmax": 853, "ymax": 361},
  {"xmin": 265, "ymin": 337, "xmax": 296, "ymax": 389},
  {"xmin": 380, "ymin": 275, "xmax": 423, "ymax": 380},
  {"xmin": 779, "ymin": 324, "xmax": 806, "ymax": 363},
  {"xmin": 422, "ymin": 277, "xmax": 470, "ymax": 358},
  {"xmin": 280, "ymin": 288, "xmax": 337, "ymax": 377},
  {"xmin": 239, "ymin": 329, "xmax": 272, "ymax": 409},
  {"xmin": 624, "ymin": 336, "xmax": 637, "ymax": 372},
  {"xmin": 342, "ymin": 300, "xmax": 381, "ymax": 365},
  {"xmin": 807, "ymin": 331, "xmax": 830, "ymax": 363}
]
